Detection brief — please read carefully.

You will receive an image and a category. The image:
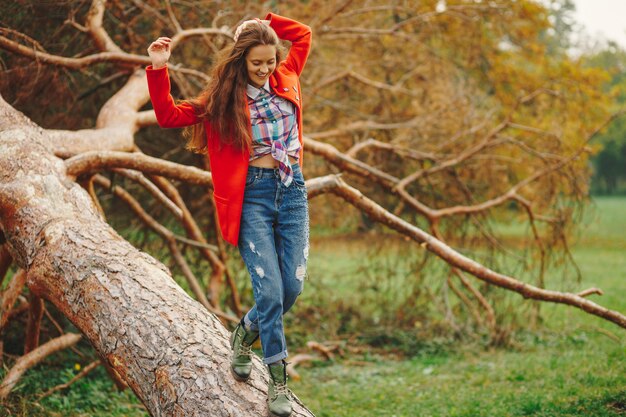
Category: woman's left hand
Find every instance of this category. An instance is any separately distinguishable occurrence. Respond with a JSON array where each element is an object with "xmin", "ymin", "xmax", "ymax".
[{"xmin": 233, "ymin": 19, "xmax": 269, "ymax": 42}]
